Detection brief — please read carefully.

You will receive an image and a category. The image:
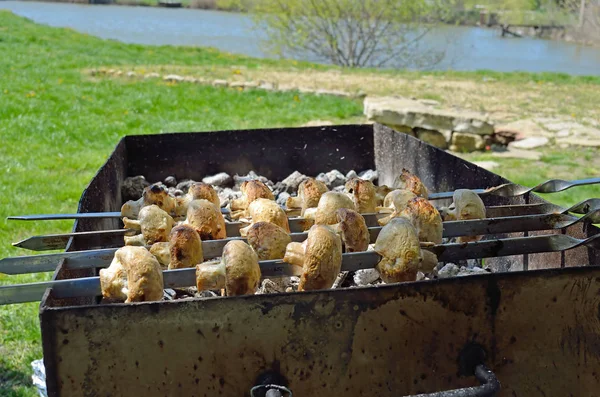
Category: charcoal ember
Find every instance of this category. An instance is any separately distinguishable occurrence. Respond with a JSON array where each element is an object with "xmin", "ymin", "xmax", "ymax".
[
  {"xmin": 271, "ymin": 181, "xmax": 290, "ymax": 197},
  {"xmin": 167, "ymin": 187, "xmax": 181, "ymax": 197},
  {"xmin": 332, "ymin": 185, "xmax": 346, "ymax": 192},
  {"xmin": 457, "ymin": 267, "xmax": 489, "ymax": 277},
  {"xmin": 121, "ymin": 175, "xmax": 150, "ymax": 202},
  {"xmin": 437, "ymin": 263, "xmax": 460, "ymax": 278},
  {"xmin": 218, "ymin": 187, "xmax": 242, "ymax": 208},
  {"xmin": 163, "ymin": 288, "xmax": 177, "ymax": 301},
  {"xmin": 359, "ymin": 169, "xmax": 378, "ymax": 182},
  {"xmin": 345, "ymin": 170, "xmax": 358, "ymax": 180},
  {"xmin": 196, "ymin": 290, "xmax": 219, "ymax": 298},
  {"xmin": 281, "ymin": 171, "xmax": 309, "ymax": 191},
  {"xmin": 353, "ymin": 268, "xmax": 380, "ymax": 286},
  {"xmin": 276, "ymin": 192, "xmax": 291, "ymax": 207},
  {"xmin": 202, "ymin": 172, "xmax": 232, "ymax": 187},
  {"xmin": 176, "ymin": 179, "xmax": 196, "ymax": 194},
  {"xmin": 233, "ymin": 171, "xmax": 271, "ymax": 189},
  {"xmin": 332, "ymin": 271, "xmax": 349, "ymax": 288},
  {"xmin": 316, "ymin": 169, "xmax": 346, "ymax": 189},
  {"xmin": 164, "ymin": 175, "xmax": 177, "ymax": 187},
  {"xmin": 416, "ymin": 271, "xmax": 427, "ymax": 281},
  {"xmin": 257, "ymin": 278, "xmax": 291, "ymax": 294}
]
